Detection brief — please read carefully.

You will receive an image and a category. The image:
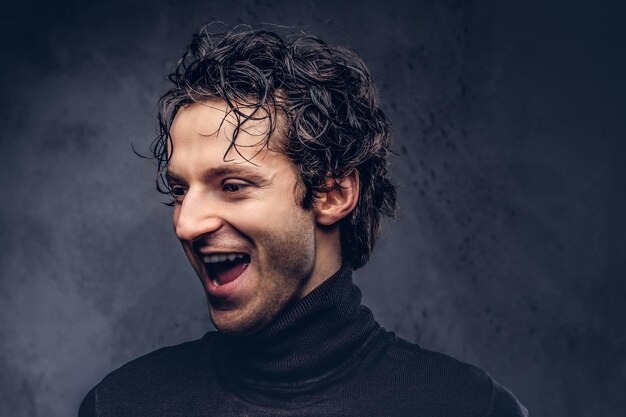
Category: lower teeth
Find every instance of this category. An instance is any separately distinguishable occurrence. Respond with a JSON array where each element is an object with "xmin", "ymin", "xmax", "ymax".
[{"xmin": 212, "ymin": 278, "xmax": 220, "ymax": 287}]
